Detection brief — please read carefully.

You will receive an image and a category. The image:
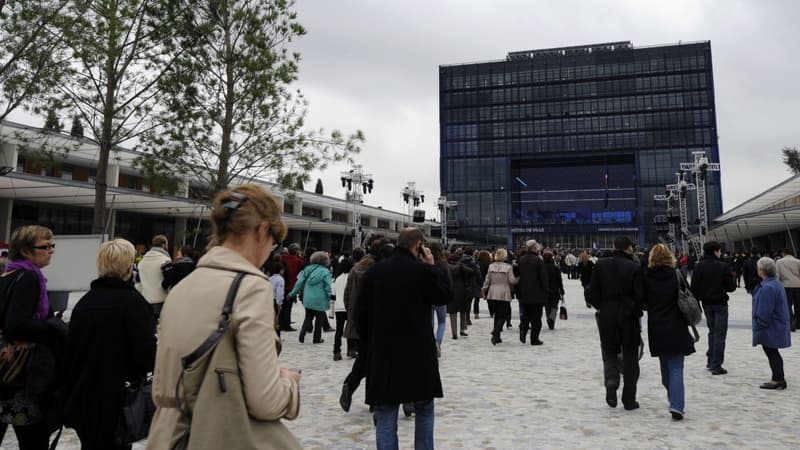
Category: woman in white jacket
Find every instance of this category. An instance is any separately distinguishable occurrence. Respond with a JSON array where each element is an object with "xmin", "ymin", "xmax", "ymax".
[{"xmin": 332, "ymin": 258, "xmax": 354, "ymax": 361}]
